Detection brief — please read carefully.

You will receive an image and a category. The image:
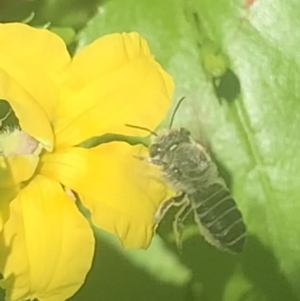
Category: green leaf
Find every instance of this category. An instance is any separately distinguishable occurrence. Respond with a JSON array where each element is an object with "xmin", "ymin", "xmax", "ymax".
[
  {"xmin": 78, "ymin": 133, "xmax": 149, "ymax": 148},
  {"xmin": 49, "ymin": 26, "xmax": 76, "ymax": 45},
  {"xmin": 94, "ymin": 229, "xmax": 192, "ymax": 286},
  {"xmin": 31, "ymin": 0, "xmax": 99, "ymax": 30},
  {"xmin": 70, "ymin": 229, "xmax": 194, "ymax": 301},
  {"xmin": 78, "ymin": 0, "xmax": 300, "ymax": 300}
]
